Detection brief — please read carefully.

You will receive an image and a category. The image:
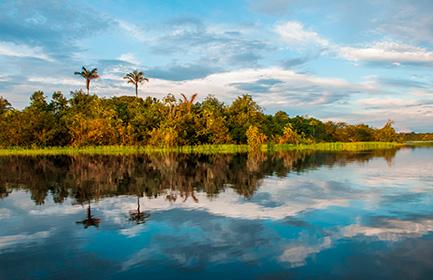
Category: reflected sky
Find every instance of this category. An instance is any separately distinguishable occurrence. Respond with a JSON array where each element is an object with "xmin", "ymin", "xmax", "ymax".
[{"xmin": 1, "ymin": 148, "xmax": 433, "ymax": 279}]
